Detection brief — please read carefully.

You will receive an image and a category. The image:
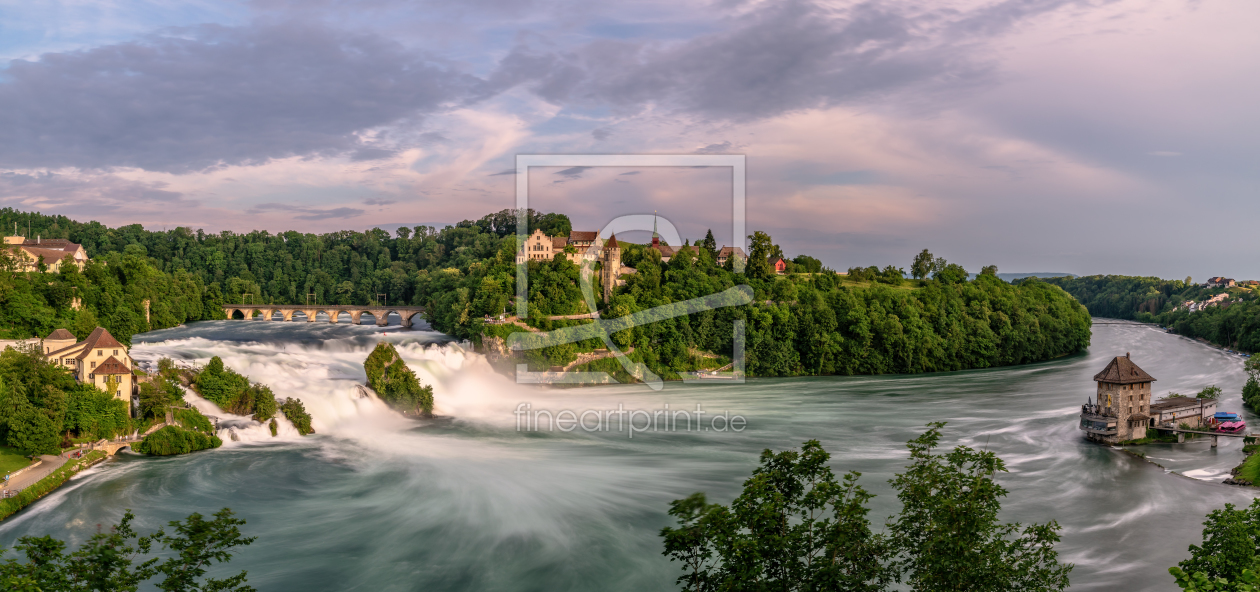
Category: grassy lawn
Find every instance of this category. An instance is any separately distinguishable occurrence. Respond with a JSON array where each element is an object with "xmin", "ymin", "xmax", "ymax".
[
  {"xmin": 0, "ymin": 445, "xmax": 34, "ymax": 476},
  {"xmin": 1239, "ymin": 452, "xmax": 1260, "ymax": 483}
]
